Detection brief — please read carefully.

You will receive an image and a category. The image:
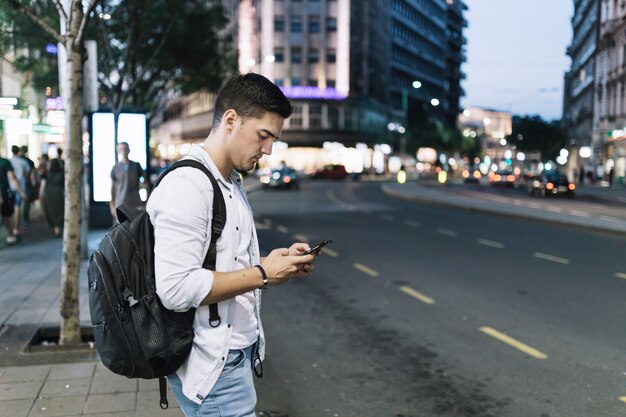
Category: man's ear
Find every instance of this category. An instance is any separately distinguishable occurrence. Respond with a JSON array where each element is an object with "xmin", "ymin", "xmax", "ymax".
[{"xmin": 222, "ymin": 109, "xmax": 239, "ymax": 133}]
